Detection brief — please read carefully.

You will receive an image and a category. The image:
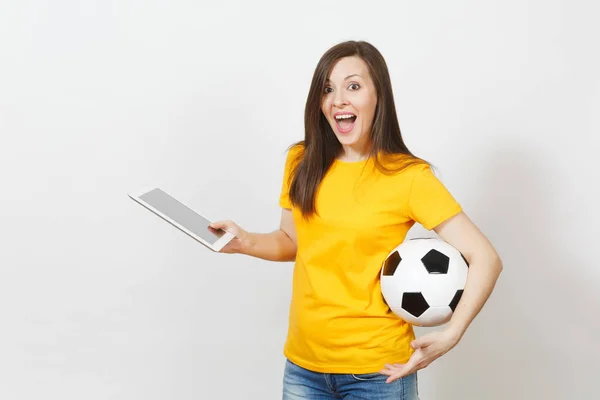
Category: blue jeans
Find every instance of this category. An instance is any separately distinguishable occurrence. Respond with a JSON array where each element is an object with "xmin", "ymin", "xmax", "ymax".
[{"xmin": 282, "ymin": 359, "xmax": 419, "ymax": 399}]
